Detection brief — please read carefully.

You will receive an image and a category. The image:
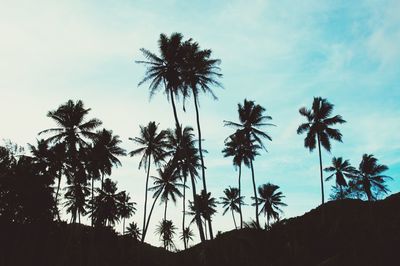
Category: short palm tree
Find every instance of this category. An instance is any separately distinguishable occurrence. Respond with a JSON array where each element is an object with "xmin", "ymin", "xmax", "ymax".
[
  {"xmin": 129, "ymin": 121, "xmax": 168, "ymax": 242},
  {"xmin": 156, "ymin": 219, "xmax": 177, "ymax": 250},
  {"xmin": 254, "ymin": 183, "xmax": 287, "ymax": 228},
  {"xmin": 64, "ymin": 177, "xmax": 89, "ymax": 224},
  {"xmin": 220, "ymin": 187, "xmax": 244, "ymax": 229},
  {"xmin": 297, "ymin": 97, "xmax": 346, "ymax": 204},
  {"xmin": 118, "ymin": 191, "xmax": 137, "ymax": 235},
  {"xmin": 180, "ymin": 227, "xmax": 195, "ymax": 249},
  {"xmin": 126, "ymin": 221, "xmax": 141, "ymax": 241},
  {"xmin": 354, "ymin": 154, "xmax": 391, "ymax": 201},
  {"xmin": 136, "ymin": 33, "xmax": 186, "ymax": 127},
  {"xmin": 188, "ymin": 190, "xmax": 217, "ymax": 239},
  {"xmin": 324, "ymin": 157, "xmax": 356, "ymax": 197},
  {"xmin": 224, "ymin": 99, "xmax": 274, "ymax": 227}
]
